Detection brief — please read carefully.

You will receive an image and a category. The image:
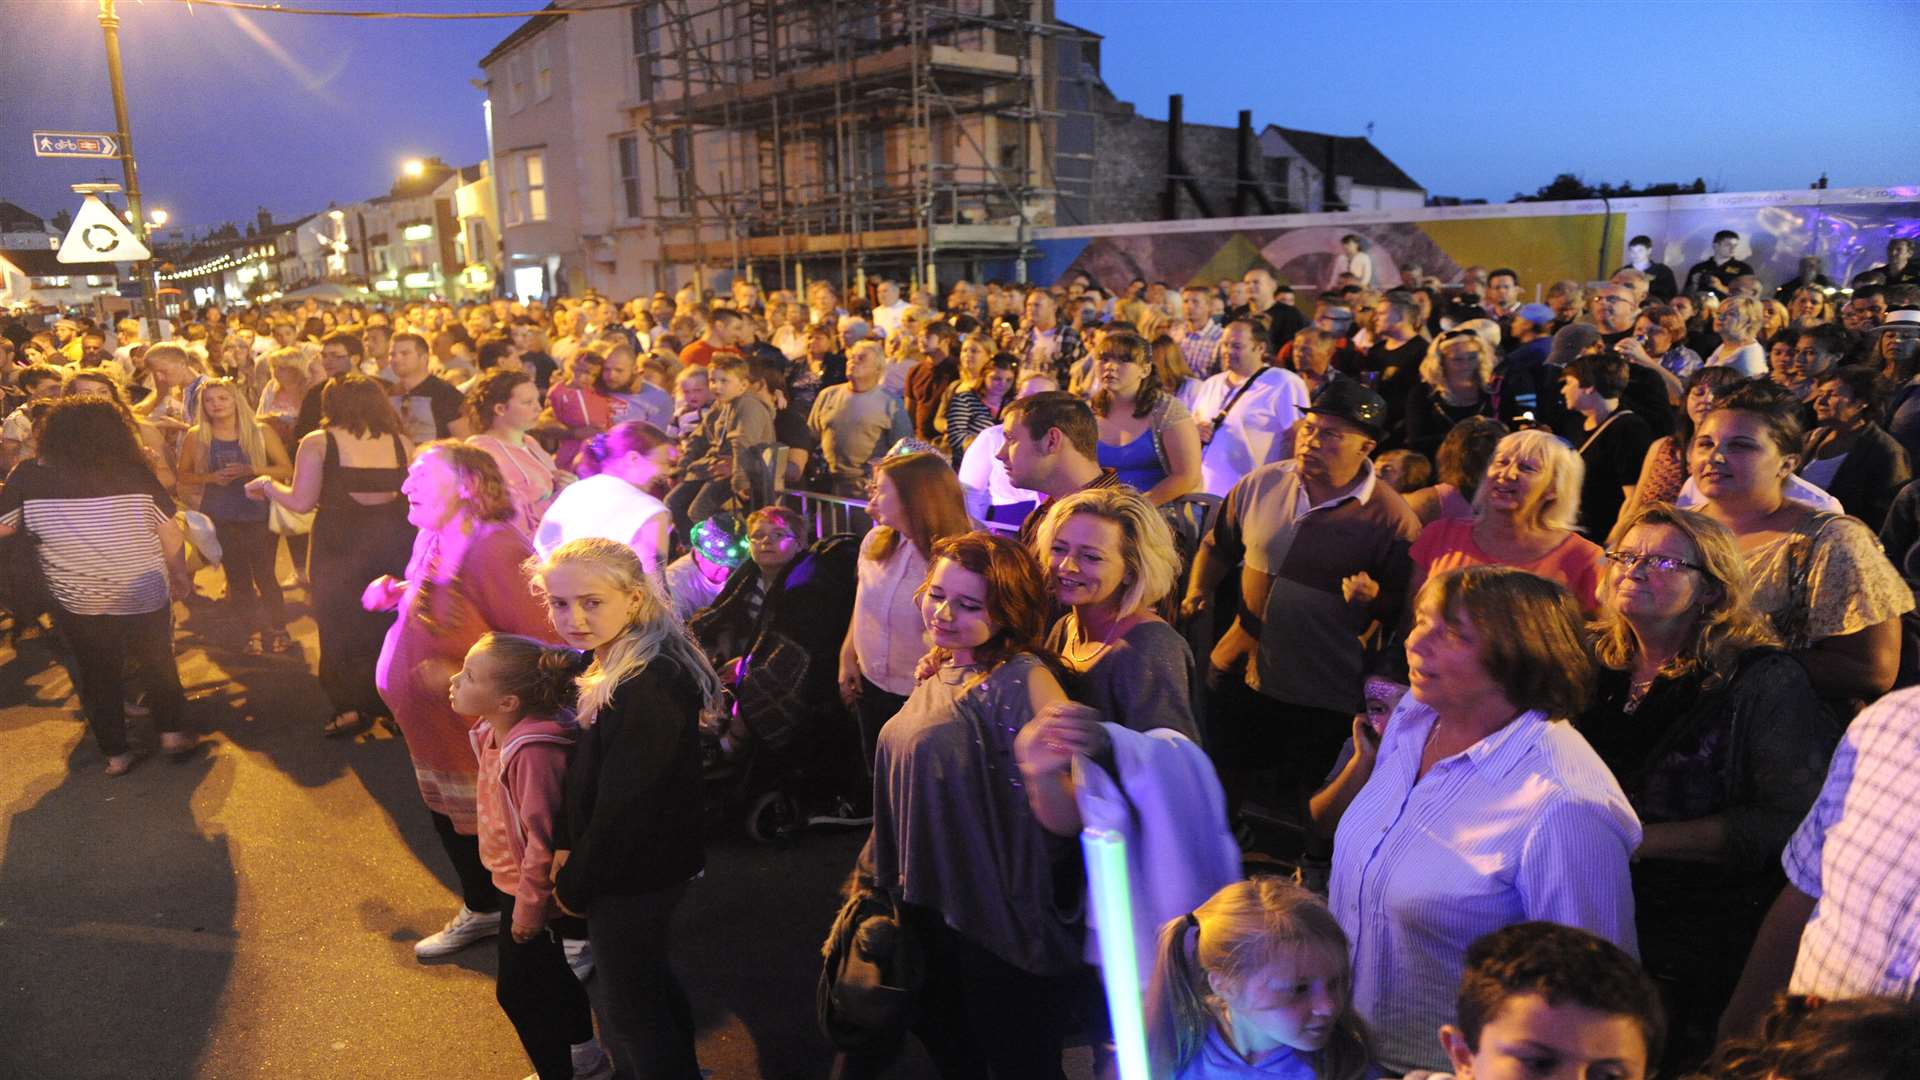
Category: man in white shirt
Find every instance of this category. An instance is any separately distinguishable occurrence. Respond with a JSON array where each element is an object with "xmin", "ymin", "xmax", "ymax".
[
  {"xmin": 870, "ymin": 279, "xmax": 910, "ymax": 339},
  {"xmin": 956, "ymin": 373, "xmax": 1051, "ymax": 522},
  {"xmin": 1187, "ymin": 318, "xmax": 1310, "ymax": 496}
]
